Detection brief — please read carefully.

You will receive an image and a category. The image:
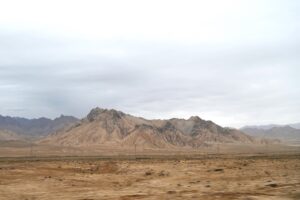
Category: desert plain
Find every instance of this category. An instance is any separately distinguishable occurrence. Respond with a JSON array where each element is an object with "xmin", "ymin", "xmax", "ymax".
[{"xmin": 0, "ymin": 151, "xmax": 299, "ymax": 200}]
